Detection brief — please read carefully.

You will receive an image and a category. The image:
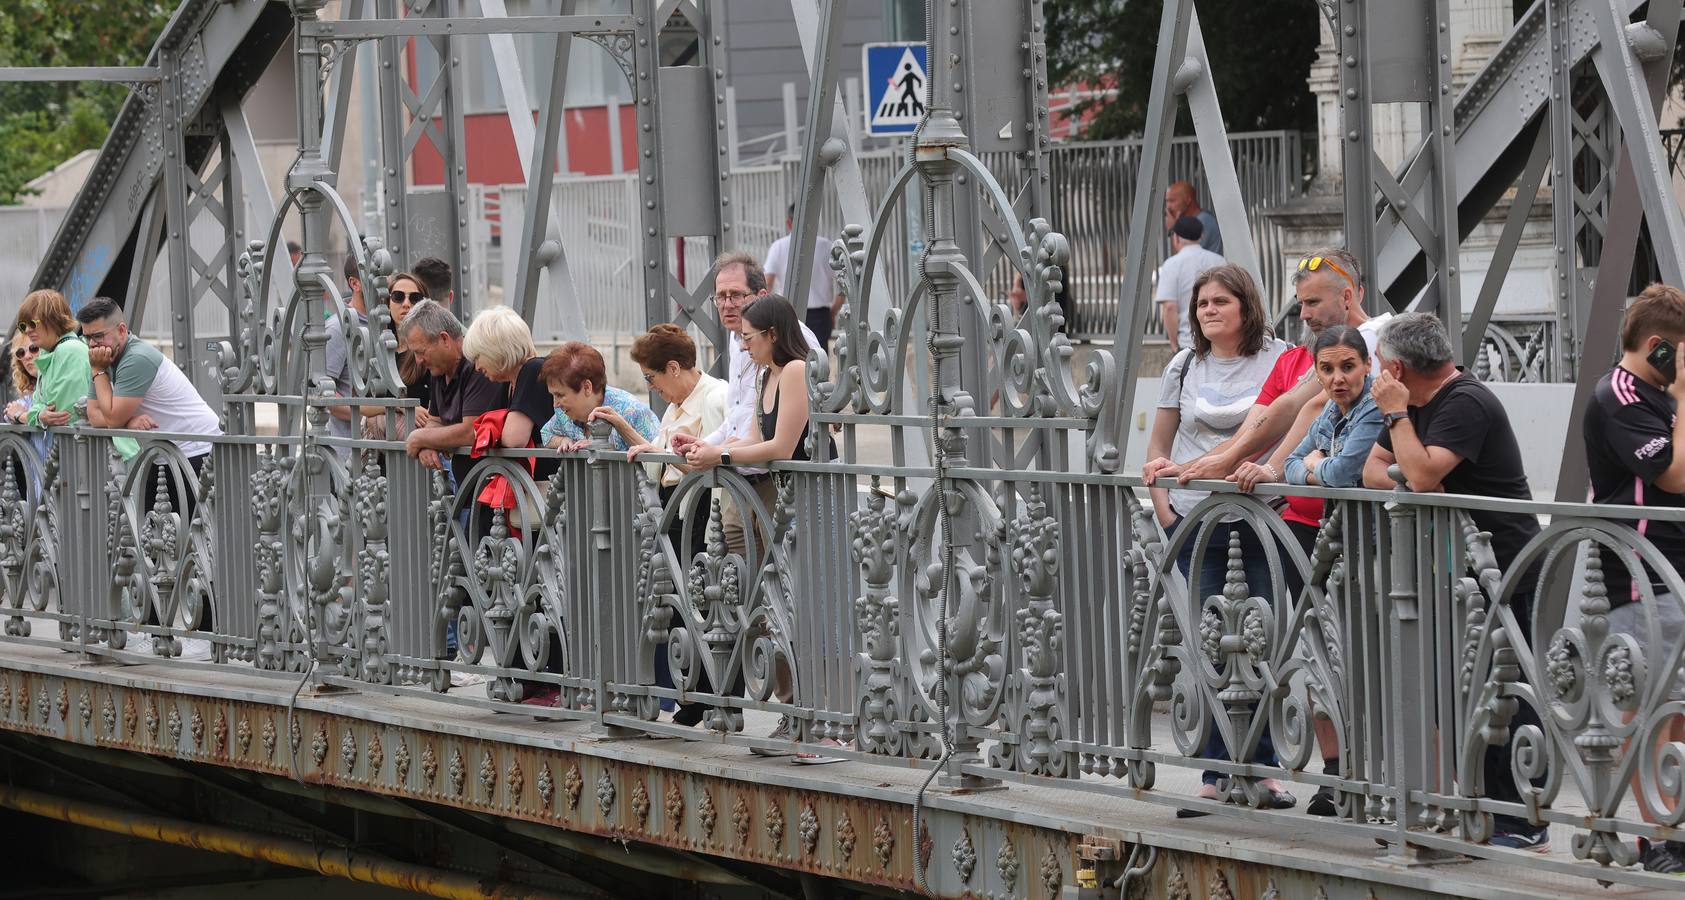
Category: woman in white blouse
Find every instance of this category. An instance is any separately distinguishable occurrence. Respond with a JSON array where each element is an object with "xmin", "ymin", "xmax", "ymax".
[
  {"xmin": 625, "ymin": 324, "xmax": 729, "ymax": 727},
  {"xmin": 627, "ymin": 324, "xmax": 728, "ymax": 506}
]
